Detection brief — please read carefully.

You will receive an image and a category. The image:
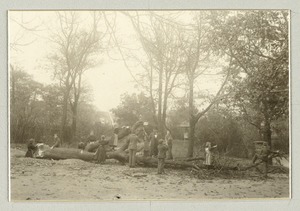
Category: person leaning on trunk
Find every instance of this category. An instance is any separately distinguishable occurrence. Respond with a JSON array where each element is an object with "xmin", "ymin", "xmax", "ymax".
[{"xmin": 157, "ymin": 139, "xmax": 168, "ymax": 174}]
